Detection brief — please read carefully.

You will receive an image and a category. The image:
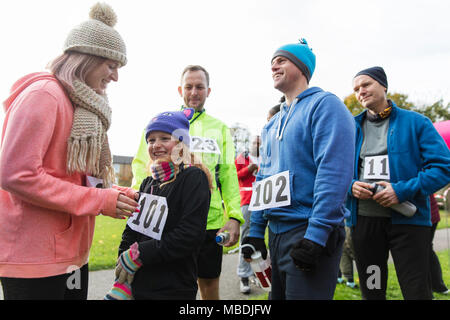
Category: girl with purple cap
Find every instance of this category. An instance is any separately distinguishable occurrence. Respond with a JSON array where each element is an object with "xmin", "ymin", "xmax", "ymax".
[{"xmin": 105, "ymin": 108, "xmax": 212, "ymax": 300}]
